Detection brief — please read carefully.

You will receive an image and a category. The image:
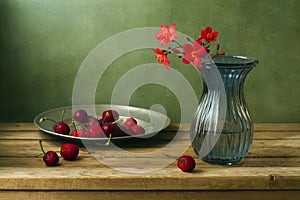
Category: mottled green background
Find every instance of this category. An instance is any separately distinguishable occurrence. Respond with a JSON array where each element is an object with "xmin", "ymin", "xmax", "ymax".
[{"xmin": 0, "ymin": 0, "xmax": 299, "ymax": 122}]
